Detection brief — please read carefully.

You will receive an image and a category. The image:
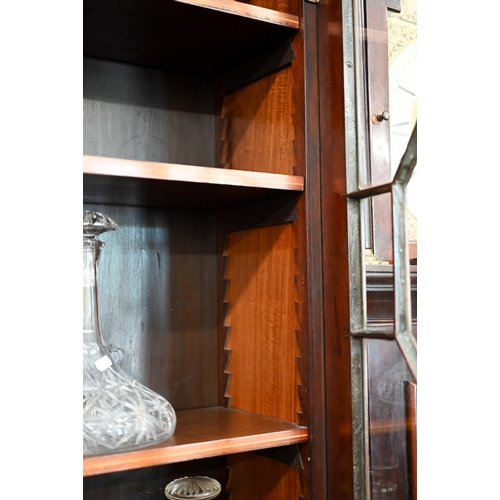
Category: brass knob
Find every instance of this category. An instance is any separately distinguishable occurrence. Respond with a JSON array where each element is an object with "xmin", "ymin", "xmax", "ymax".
[{"xmin": 376, "ymin": 111, "xmax": 390, "ymax": 122}]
